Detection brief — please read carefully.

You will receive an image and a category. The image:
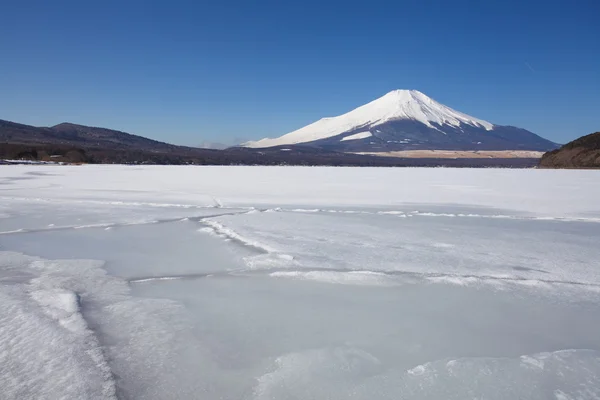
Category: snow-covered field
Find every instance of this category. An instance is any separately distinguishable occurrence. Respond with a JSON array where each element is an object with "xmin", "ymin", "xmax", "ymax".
[{"xmin": 1, "ymin": 165, "xmax": 600, "ymax": 400}]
